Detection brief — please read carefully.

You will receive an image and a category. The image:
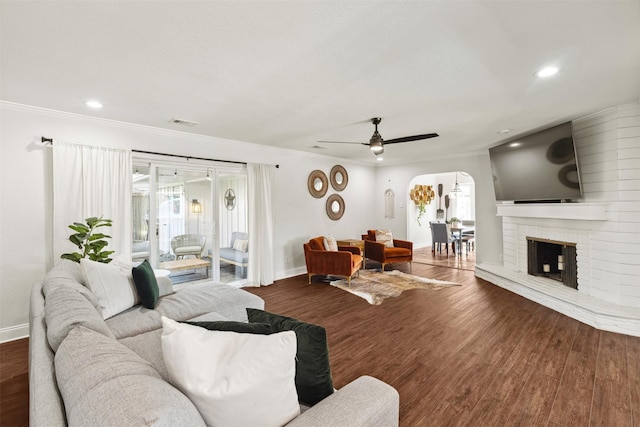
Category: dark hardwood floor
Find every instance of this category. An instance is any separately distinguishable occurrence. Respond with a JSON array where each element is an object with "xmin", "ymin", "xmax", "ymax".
[
  {"xmin": 247, "ymin": 261, "xmax": 639, "ymax": 426},
  {"xmin": 1, "ymin": 255, "xmax": 638, "ymax": 426},
  {"xmin": 0, "ymin": 338, "xmax": 28, "ymax": 427}
]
